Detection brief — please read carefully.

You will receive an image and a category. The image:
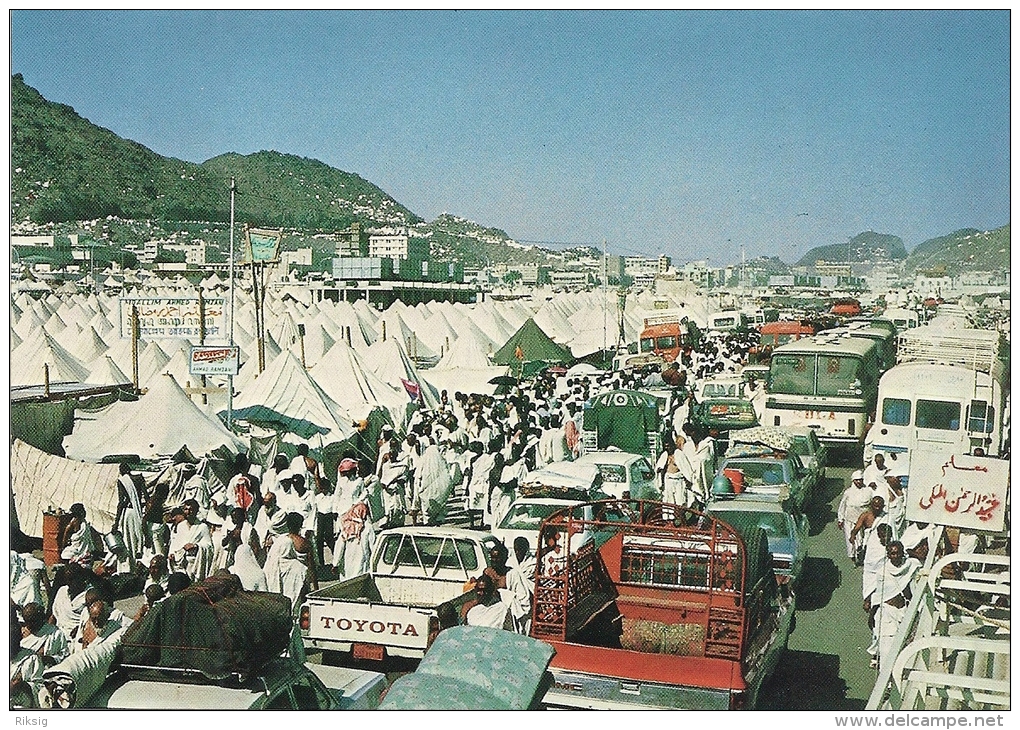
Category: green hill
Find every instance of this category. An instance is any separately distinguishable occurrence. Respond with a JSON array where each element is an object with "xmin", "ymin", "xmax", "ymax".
[
  {"xmin": 11, "ymin": 74, "xmax": 417, "ymax": 229},
  {"xmin": 903, "ymin": 225, "xmax": 1010, "ymax": 276},
  {"xmin": 795, "ymin": 231, "xmax": 907, "ymax": 267}
]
